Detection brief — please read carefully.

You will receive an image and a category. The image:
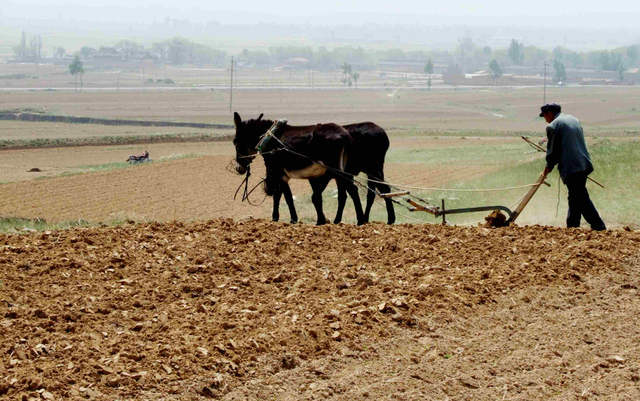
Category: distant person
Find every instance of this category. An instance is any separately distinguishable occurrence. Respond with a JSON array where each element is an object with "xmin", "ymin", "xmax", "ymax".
[{"xmin": 540, "ymin": 103, "xmax": 606, "ymax": 231}]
